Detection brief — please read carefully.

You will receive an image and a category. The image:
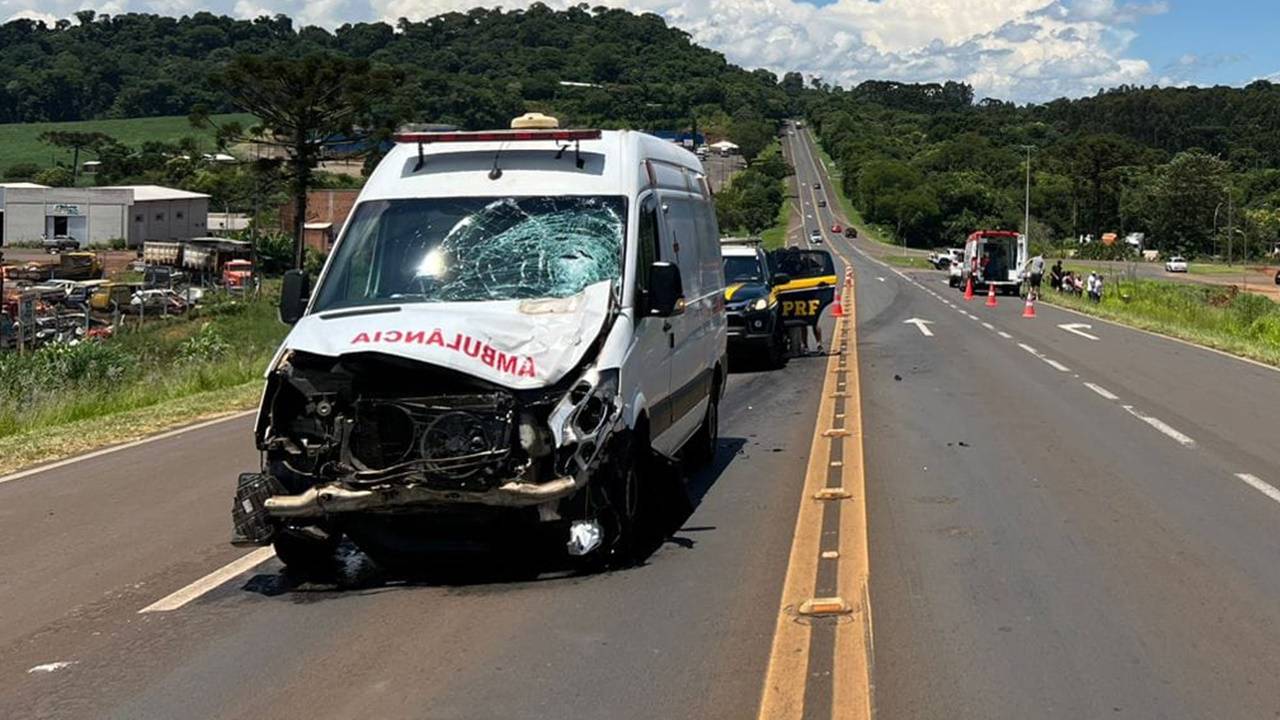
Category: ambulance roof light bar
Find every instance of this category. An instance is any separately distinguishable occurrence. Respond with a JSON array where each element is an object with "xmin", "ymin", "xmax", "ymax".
[{"xmin": 394, "ymin": 129, "xmax": 601, "ymax": 144}]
